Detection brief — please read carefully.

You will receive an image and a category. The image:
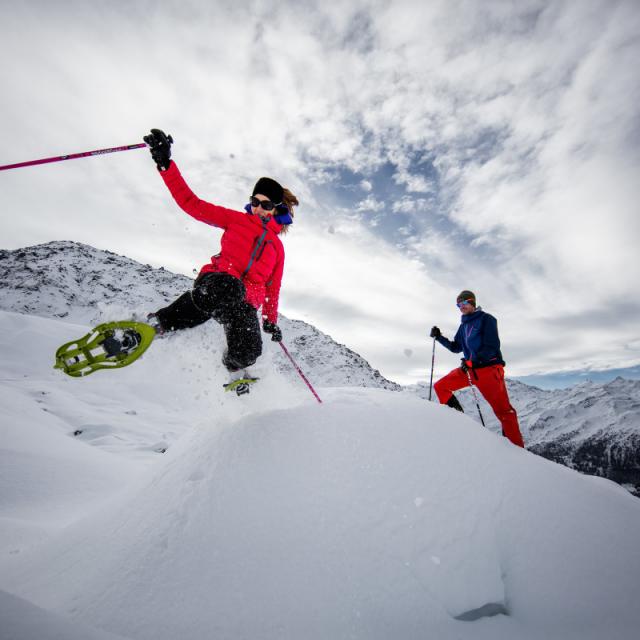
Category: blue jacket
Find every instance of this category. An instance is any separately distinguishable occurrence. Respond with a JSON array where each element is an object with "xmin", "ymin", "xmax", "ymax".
[{"xmin": 436, "ymin": 308, "xmax": 505, "ymax": 368}]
